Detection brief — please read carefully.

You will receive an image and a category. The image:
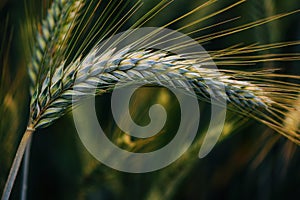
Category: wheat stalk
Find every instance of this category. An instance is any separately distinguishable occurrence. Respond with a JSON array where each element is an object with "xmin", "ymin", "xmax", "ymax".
[
  {"xmin": 1, "ymin": 0, "xmax": 84, "ymax": 199},
  {"xmin": 2, "ymin": 0, "xmax": 300, "ymax": 199}
]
